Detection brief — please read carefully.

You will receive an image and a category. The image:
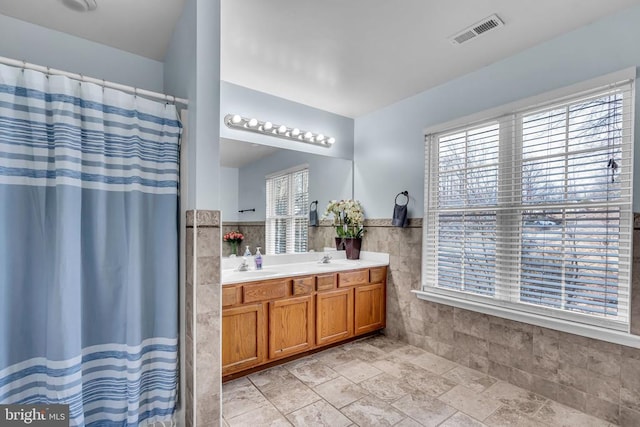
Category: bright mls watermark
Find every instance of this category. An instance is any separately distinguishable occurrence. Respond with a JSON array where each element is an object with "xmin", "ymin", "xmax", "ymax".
[{"xmin": 0, "ymin": 405, "xmax": 68, "ymax": 426}]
